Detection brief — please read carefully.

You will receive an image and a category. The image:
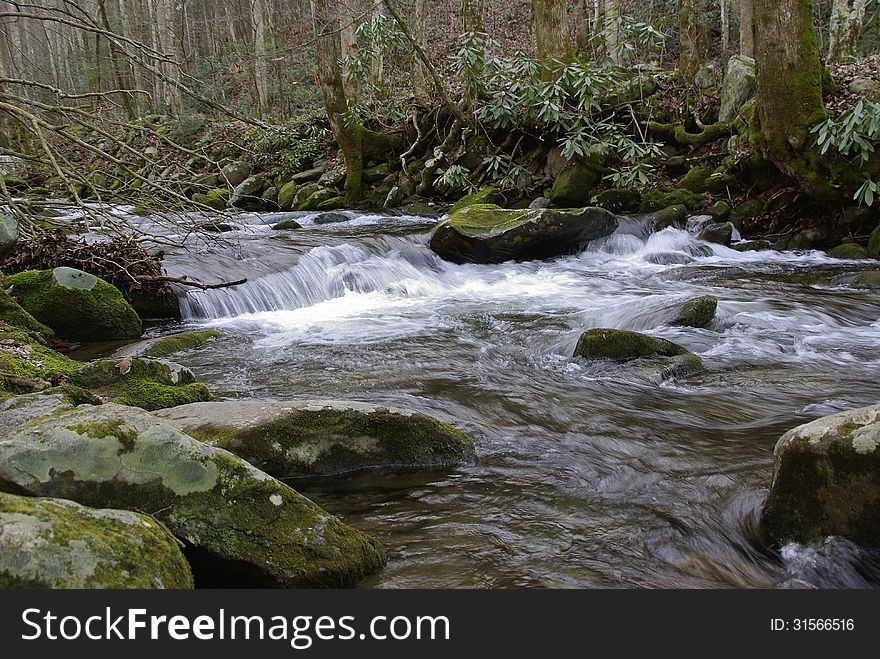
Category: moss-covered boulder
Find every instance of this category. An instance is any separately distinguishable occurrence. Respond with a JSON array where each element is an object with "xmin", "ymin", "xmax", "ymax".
[
  {"xmin": 639, "ymin": 187, "xmax": 706, "ymax": 213},
  {"xmin": 573, "ymin": 328, "xmax": 705, "ymax": 381},
  {"xmin": 761, "ymin": 404, "xmax": 880, "ymax": 547},
  {"xmin": 594, "ymin": 188, "xmax": 641, "ymax": 212},
  {"xmin": 548, "ymin": 163, "xmax": 600, "ymax": 207},
  {"xmin": 156, "ymin": 400, "xmax": 476, "ymax": 478},
  {"xmin": 868, "ymin": 225, "xmax": 880, "ymax": 259},
  {"xmin": 4, "ymin": 268, "xmax": 142, "ymax": 342},
  {"xmin": 278, "ymin": 181, "xmax": 298, "ymax": 211},
  {"xmin": 430, "ymin": 204, "xmax": 618, "ymax": 264},
  {"xmin": 0, "ymin": 404, "xmax": 387, "ymax": 587},
  {"xmin": 0, "ymin": 390, "xmax": 79, "ymax": 437},
  {"xmin": 708, "ymin": 200, "xmax": 731, "ymax": 221},
  {"xmin": 221, "ymin": 161, "xmax": 251, "ymax": 187},
  {"xmin": 730, "ymin": 199, "xmax": 764, "ymax": 228},
  {"xmin": 72, "ymin": 358, "xmax": 211, "ymax": 412},
  {"xmin": 0, "ymin": 492, "xmax": 193, "ymax": 589},
  {"xmin": 192, "ymin": 189, "xmax": 227, "ymax": 211},
  {"xmin": 317, "ymin": 195, "xmax": 345, "ymax": 211},
  {"xmin": 0, "ymin": 289, "xmax": 53, "ymax": 340},
  {"xmin": 718, "ymin": 55, "xmax": 756, "ymax": 123},
  {"xmin": 828, "ymin": 243, "xmax": 868, "ymax": 259},
  {"xmin": 272, "ymin": 219, "xmax": 302, "ymax": 231},
  {"xmin": 652, "ymin": 204, "xmax": 689, "ymax": 231},
  {"xmin": 670, "ymin": 295, "xmax": 718, "ymax": 328},
  {"xmin": 130, "ymin": 330, "xmax": 221, "ymax": 359},
  {"xmin": 298, "ymin": 188, "xmax": 337, "ymax": 211},
  {"xmin": 679, "ymin": 166, "xmax": 716, "ymax": 193},
  {"xmin": 851, "ymin": 270, "xmax": 880, "ymax": 289},
  {"xmin": 230, "ymin": 174, "xmax": 268, "ymax": 210},
  {"xmin": 697, "ymin": 222, "xmax": 735, "ymax": 246},
  {"xmin": 0, "ymin": 322, "xmax": 81, "ymax": 399},
  {"xmin": 450, "ymin": 186, "xmax": 498, "ymax": 214}
]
